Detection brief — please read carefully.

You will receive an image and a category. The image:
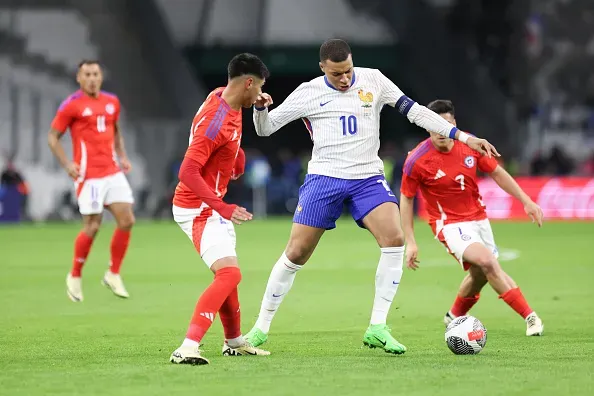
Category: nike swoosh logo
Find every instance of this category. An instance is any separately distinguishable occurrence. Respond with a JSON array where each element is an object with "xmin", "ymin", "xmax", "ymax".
[
  {"xmin": 272, "ymin": 293, "xmax": 284, "ymax": 298},
  {"xmin": 393, "ymin": 281, "xmax": 399, "ymax": 285},
  {"xmin": 373, "ymin": 335, "xmax": 387, "ymax": 346},
  {"xmin": 320, "ymin": 100, "xmax": 333, "ymax": 107}
]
